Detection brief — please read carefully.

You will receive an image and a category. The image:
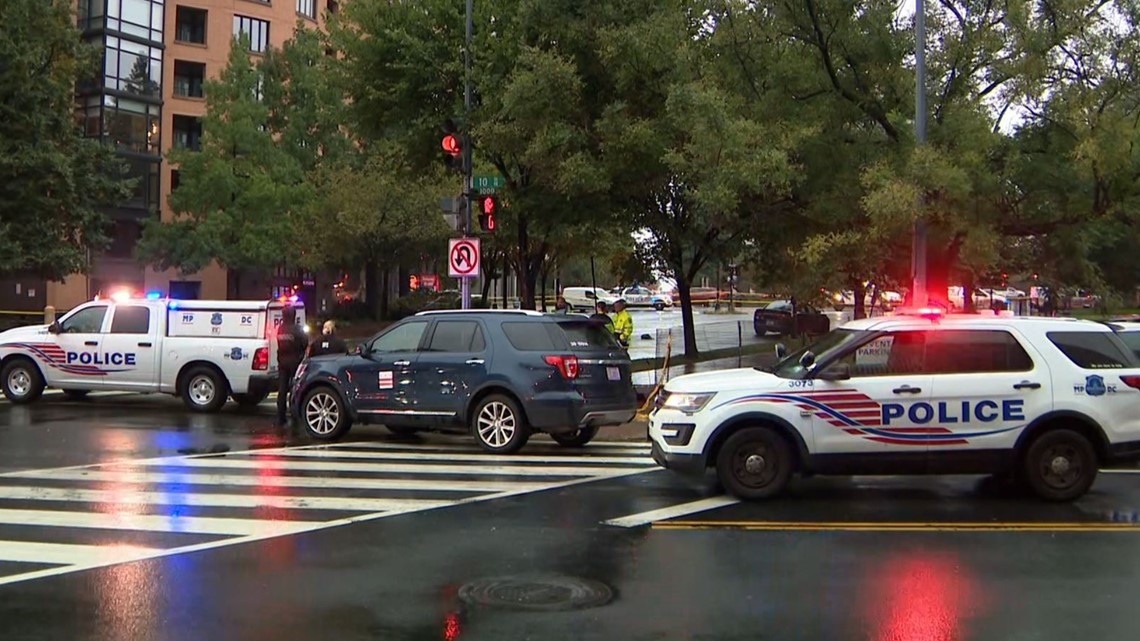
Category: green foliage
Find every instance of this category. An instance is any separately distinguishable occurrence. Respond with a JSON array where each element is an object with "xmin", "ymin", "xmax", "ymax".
[{"xmin": 0, "ymin": 0, "xmax": 132, "ymax": 280}]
